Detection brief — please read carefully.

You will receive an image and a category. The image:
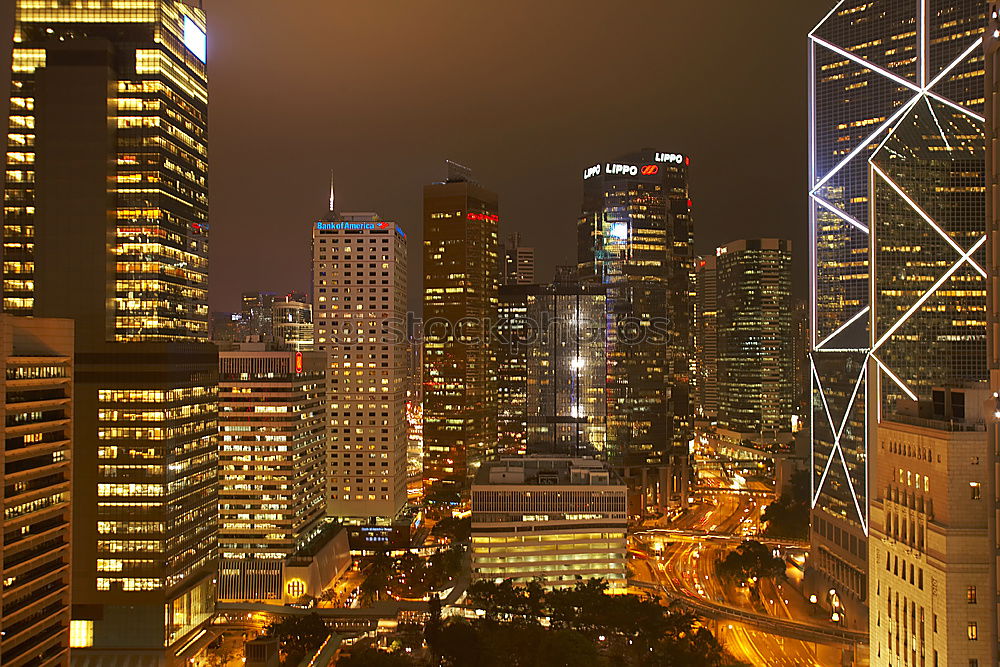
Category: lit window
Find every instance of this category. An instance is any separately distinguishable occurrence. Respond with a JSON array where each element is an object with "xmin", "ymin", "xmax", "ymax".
[
  {"xmin": 70, "ymin": 620, "xmax": 94, "ymax": 648},
  {"xmin": 286, "ymin": 579, "xmax": 307, "ymax": 599},
  {"xmin": 968, "ymin": 622, "xmax": 978, "ymax": 640},
  {"xmin": 968, "ymin": 586, "xmax": 977, "ymax": 604},
  {"xmin": 971, "ymin": 482, "xmax": 982, "ymax": 500}
]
